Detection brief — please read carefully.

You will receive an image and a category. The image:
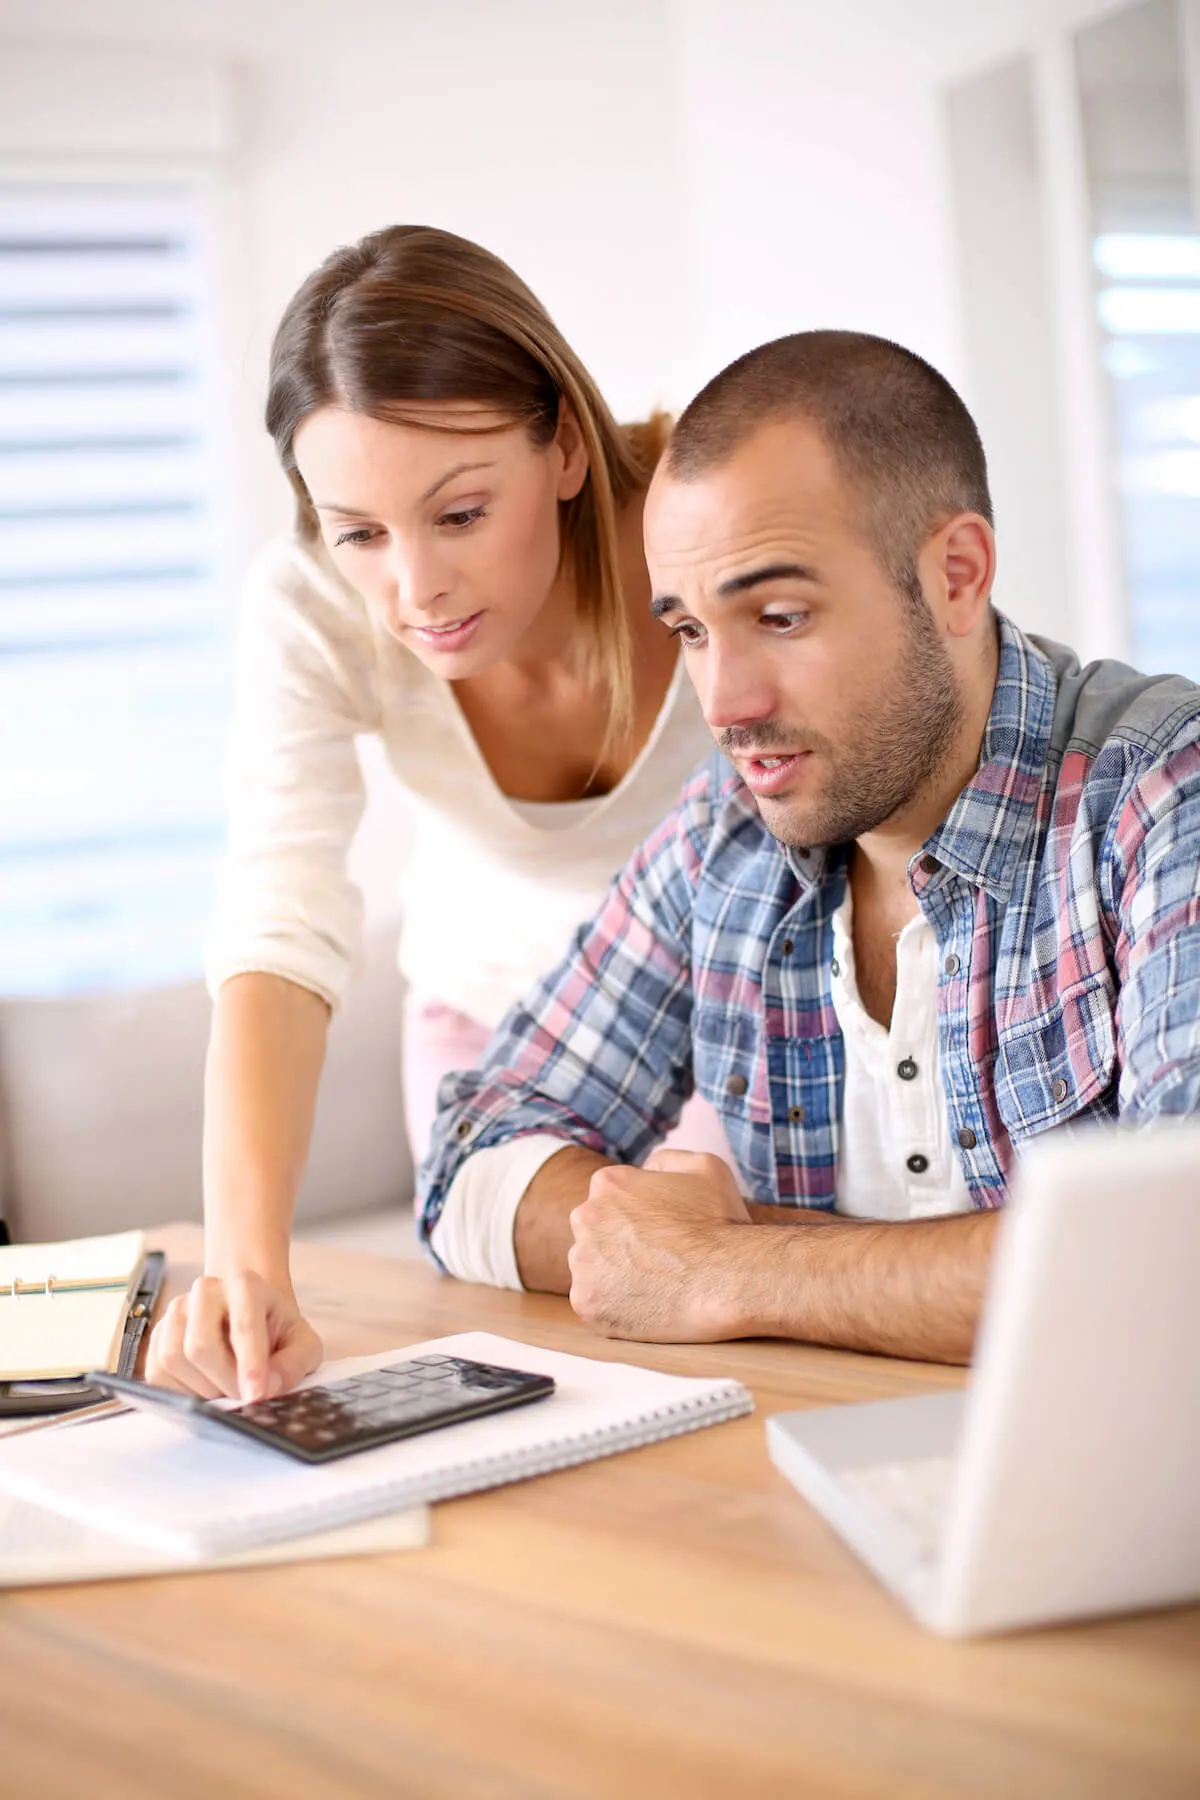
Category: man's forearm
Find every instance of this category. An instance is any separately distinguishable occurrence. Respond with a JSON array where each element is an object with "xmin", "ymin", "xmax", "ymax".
[
  {"xmin": 512, "ymin": 1145, "xmax": 613, "ymax": 1292},
  {"xmin": 745, "ymin": 1201, "xmax": 840, "ymax": 1226},
  {"xmin": 727, "ymin": 1209, "xmax": 1001, "ymax": 1363}
]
